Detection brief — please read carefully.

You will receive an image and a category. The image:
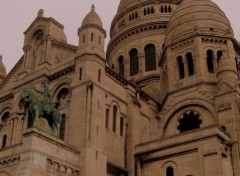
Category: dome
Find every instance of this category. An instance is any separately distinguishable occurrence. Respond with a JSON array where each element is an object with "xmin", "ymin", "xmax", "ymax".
[
  {"xmin": 81, "ymin": 5, "xmax": 103, "ymax": 28},
  {"xmin": 165, "ymin": 0, "xmax": 233, "ymax": 44},
  {"xmin": 117, "ymin": 0, "xmax": 140, "ymax": 13},
  {"xmin": 0, "ymin": 55, "xmax": 7, "ymax": 79}
]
